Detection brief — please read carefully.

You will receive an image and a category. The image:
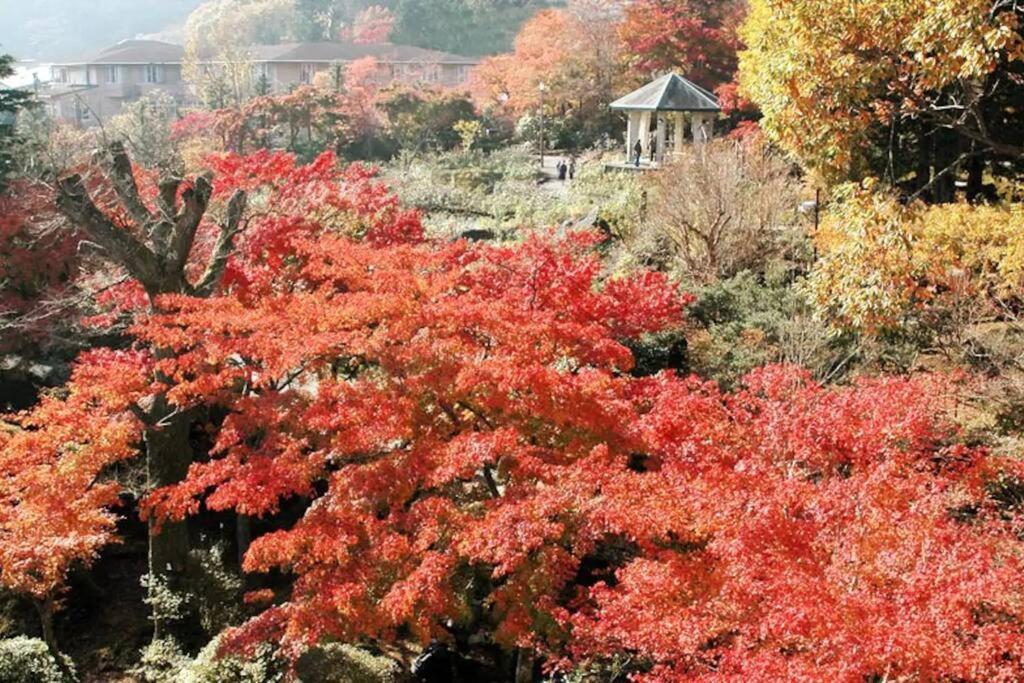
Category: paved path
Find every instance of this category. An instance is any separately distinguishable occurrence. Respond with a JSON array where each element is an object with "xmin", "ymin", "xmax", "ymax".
[{"xmin": 537, "ymin": 155, "xmax": 574, "ymax": 196}]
